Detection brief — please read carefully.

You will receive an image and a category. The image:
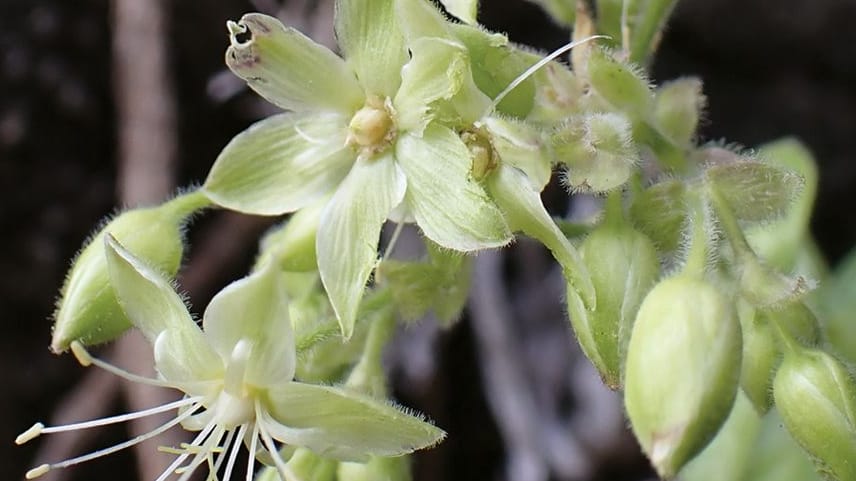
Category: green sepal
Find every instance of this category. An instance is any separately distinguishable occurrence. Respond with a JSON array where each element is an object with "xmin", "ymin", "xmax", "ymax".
[
  {"xmin": 773, "ymin": 348, "xmax": 856, "ymax": 481},
  {"xmin": 587, "ymin": 48, "xmax": 653, "ymax": 119},
  {"xmin": 705, "ymin": 156, "xmax": 805, "ymax": 224},
  {"xmin": 226, "ymin": 13, "xmax": 363, "ymax": 113},
  {"xmin": 449, "ymin": 23, "xmax": 540, "ymax": 118},
  {"xmin": 439, "ymin": 0, "xmax": 478, "ymax": 24},
  {"xmin": 625, "ymin": 276, "xmax": 742, "ymax": 478},
  {"xmin": 622, "ymin": 0, "xmax": 680, "ymax": 65},
  {"xmin": 526, "ymin": 62, "xmax": 584, "ymax": 124},
  {"xmin": 104, "ymin": 234, "xmax": 223, "ymax": 385},
  {"xmin": 486, "ymin": 165, "xmax": 595, "ymax": 308},
  {"xmin": 572, "ymin": 215, "xmax": 659, "ymax": 388},
  {"xmin": 257, "ymin": 448, "xmax": 338, "ymax": 481},
  {"xmin": 482, "ymin": 116, "xmax": 552, "ymax": 189},
  {"xmin": 628, "ymin": 179, "xmax": 687, "ymax": 254},
  {"xmin": 203, "ymin": 112, "xmax": 352, "ymax": 216},
  {"xmin": 262, "ymin": 382, "xmax": 445, "ymax": 462},
  {"xmin": 317, "ymin": 154, "xmax": 406, "ymax": 339},
  {"xmin": 51, "ymin": 192, "xmax": 207, "ymax": 352},
  {"xmin": 339, "ymin": 455, "xmax": 412, "ymax": 481},
  {"xmin": 652, "ymin": 77, "xmax": 705, "ymax": 148},
  {"xmin": 396, "ymin": 124, "xmax": 512, "ymax": 252}
]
